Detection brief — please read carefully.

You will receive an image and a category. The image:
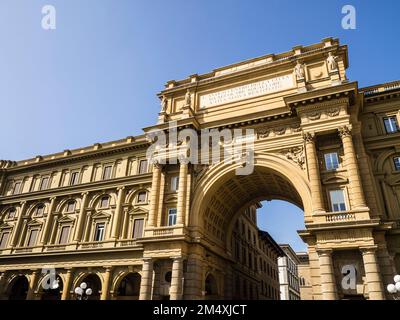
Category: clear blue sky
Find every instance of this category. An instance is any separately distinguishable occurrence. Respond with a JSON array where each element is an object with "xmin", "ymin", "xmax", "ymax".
[{"xmin": 1, "ymin": 0, "xmax": 399, "ymax": 251}]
